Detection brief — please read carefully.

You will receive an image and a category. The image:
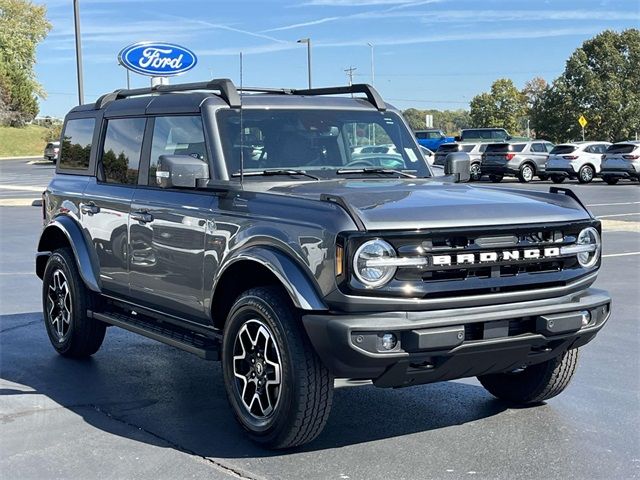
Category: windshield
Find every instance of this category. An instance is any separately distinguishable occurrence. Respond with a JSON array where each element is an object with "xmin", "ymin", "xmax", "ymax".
[{"xmin": 217, "ymin": 109, "xmax": 430, "ymax": 179}]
